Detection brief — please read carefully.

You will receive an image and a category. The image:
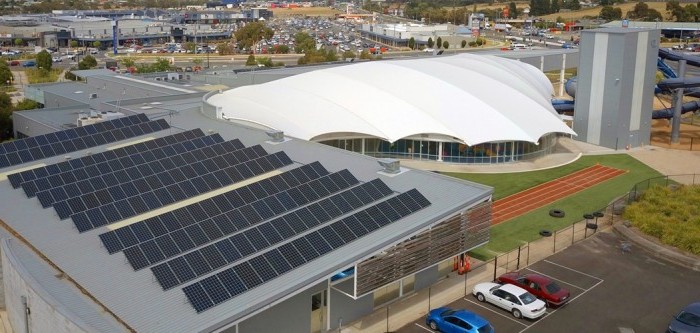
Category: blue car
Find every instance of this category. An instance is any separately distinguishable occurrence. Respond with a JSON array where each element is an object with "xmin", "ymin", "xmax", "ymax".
[
  {"xmin": 426, "ymin": 307, "xmax": 494, "ymax": 333},
  {"xmin": 22, "ymin": 60, "xmax": 36, "ymax": 67},
  {"xmin": 668, "ymin": 302, "xmax": 700, "ymax": 333}
]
